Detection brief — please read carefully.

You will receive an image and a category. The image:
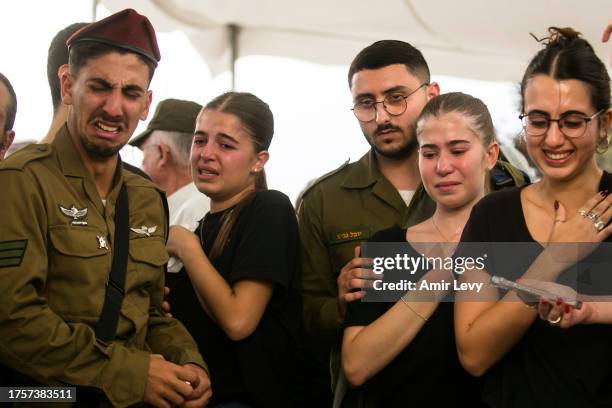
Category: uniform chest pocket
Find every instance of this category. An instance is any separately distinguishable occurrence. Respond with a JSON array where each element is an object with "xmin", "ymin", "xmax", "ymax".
[
  {"xmin": 49, "ymin": 226, "xmax": 109, "ymax": 258},
  {"xmin": 127, "ymin": 237, "xmax": 169, "ymax": 297},
  {"xmin": 47, "ymin": 226, "xmax": 109, "ymax": 315},
  {"xmin": 128, "ymin": 237, "xmax": 169, "ymax": 267}
]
